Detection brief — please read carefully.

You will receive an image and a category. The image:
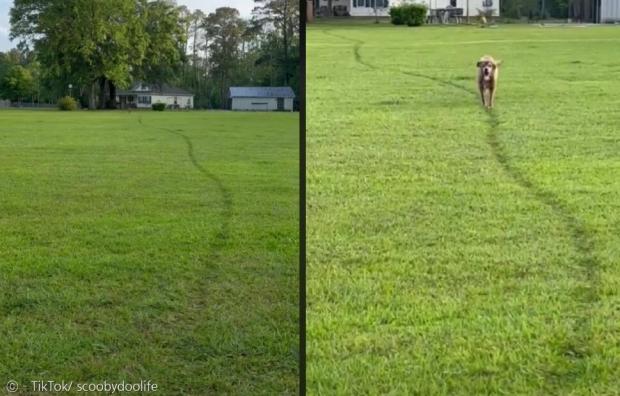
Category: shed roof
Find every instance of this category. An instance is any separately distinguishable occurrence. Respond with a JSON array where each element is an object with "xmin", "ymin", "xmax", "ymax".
[{"xmin": 229, "ymin": 87, "xmax": 295, "ymax": 98}]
